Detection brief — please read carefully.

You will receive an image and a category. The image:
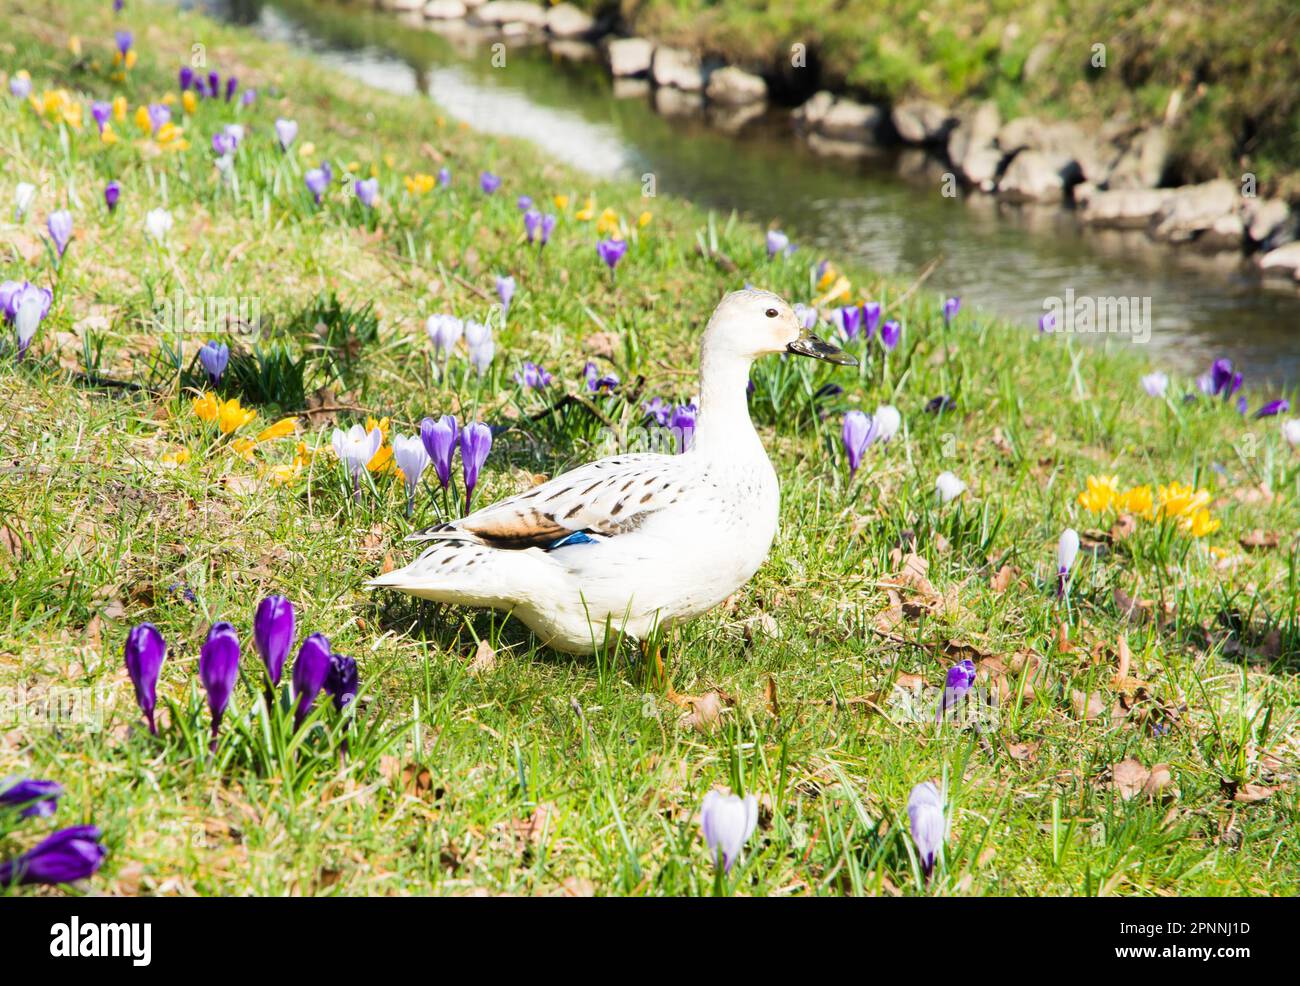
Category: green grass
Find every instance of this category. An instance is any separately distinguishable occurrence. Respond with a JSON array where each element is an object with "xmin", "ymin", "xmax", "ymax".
[{"xmin": 0, "ymin": 0, "xmax": 1298, "ymax": 896}]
